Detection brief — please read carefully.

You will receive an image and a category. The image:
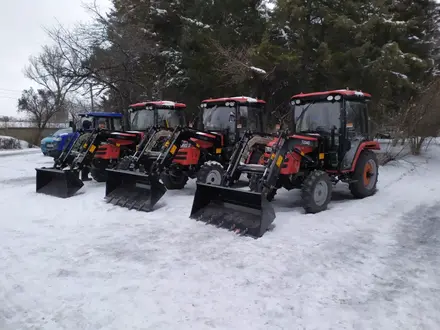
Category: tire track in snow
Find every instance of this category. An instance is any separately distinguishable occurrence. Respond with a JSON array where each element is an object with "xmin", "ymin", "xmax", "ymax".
[
  {"xmin": 362, "ymin": 203, "xmax": 440, "ymax": 329},
  {"xmin": 289, "ymin": 160, "xmax": 440, "ymax": 329},
  {"xmin": 0, "ymin": 176, "xmax": 35, "ymax": 186}
]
